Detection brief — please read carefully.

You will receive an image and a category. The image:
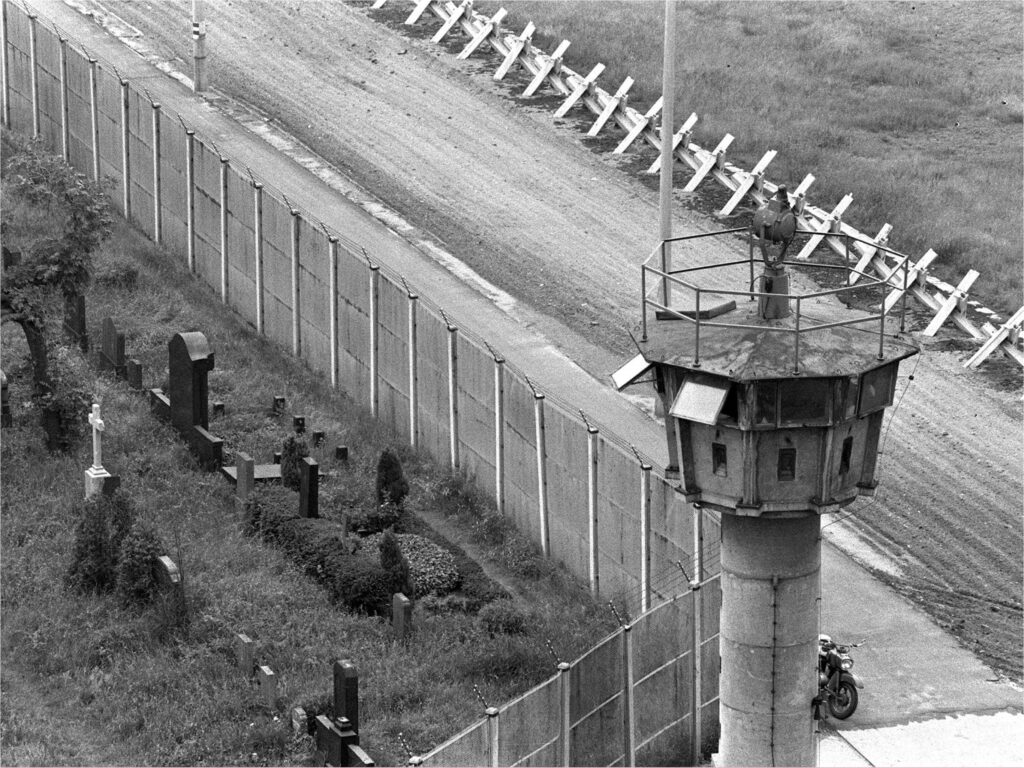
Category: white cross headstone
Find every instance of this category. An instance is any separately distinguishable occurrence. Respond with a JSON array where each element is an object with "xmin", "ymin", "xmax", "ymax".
[{"xmin": 84, "ymin": 402, "xmax": 111, "ymax": 498}]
